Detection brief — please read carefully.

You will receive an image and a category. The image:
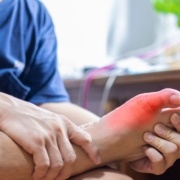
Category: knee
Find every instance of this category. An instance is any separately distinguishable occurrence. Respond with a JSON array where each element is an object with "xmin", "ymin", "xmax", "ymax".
[{"xmin": 69, "ymin": 167, "xmax": 134, "ymax": 180}]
